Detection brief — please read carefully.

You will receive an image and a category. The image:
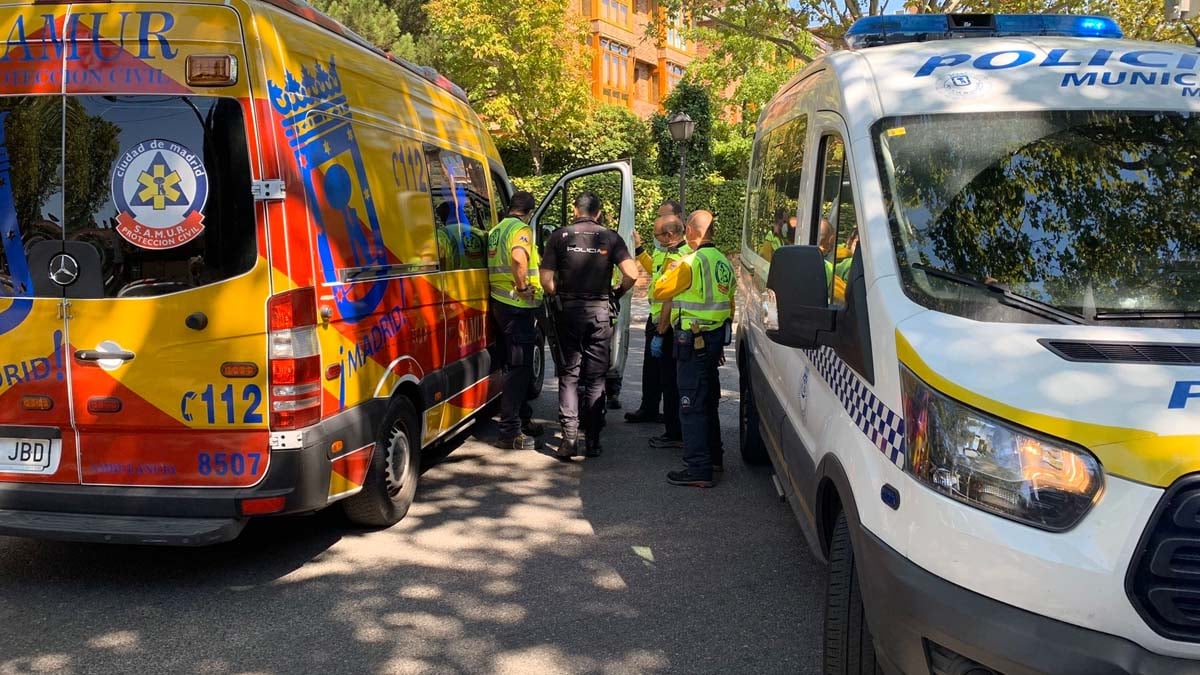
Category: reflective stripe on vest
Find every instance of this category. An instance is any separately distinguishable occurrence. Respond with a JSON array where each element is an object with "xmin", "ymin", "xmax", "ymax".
[
  {"xmin": 488, "ymin": 217, "xmax": 542, "ymax": 308},
  {"xmin": 673, "ymin": 247, "xmax": 732, "ymax": 331}
]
